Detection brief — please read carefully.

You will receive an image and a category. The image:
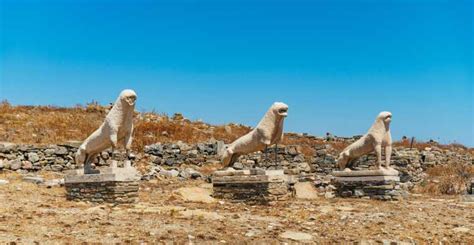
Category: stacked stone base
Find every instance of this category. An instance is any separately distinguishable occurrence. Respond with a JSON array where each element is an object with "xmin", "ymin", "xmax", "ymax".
[
  {"xmin": 65, "ymin": 166, "xmax": 140, "ymax": 204},
  {"xmin": 332, "ymin": 169, "xmax": 401, "ymax": 201},
  {"xmin": 212, "ymin": 169, "xmax": 292, "ymax": 203},
  {"xmin": 66, "ymin": 181, "xmax": 139, "ymax": 204}
]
